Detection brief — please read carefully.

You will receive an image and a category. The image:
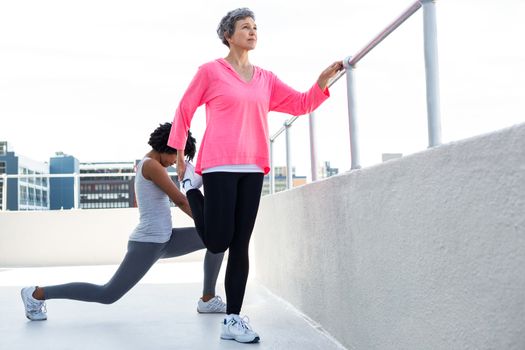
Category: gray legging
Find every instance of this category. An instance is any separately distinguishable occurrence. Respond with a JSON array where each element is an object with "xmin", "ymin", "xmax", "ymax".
[{"xmin": 43, "ymin": 227, "xmax": 223, "ymax": 304}]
